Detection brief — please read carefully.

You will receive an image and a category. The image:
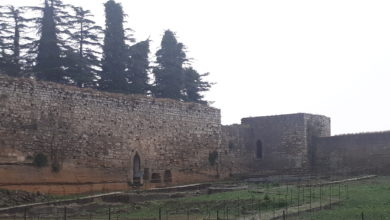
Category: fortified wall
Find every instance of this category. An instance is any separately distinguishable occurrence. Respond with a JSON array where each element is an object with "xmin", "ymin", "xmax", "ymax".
[
  {"xmin": 1, "ymin": 74, "xmax": 390, "ymax": 195},
  {"xmin": 314, "ymin": 131, "xmax": 390, "ymax": 175},
  {"xmin": 220, "ymin": 113, "xmax": 330, "ymax": 176},
  {"xmin": 0, "ymin": 74, "xmax": 221, "ymax": 194}
]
